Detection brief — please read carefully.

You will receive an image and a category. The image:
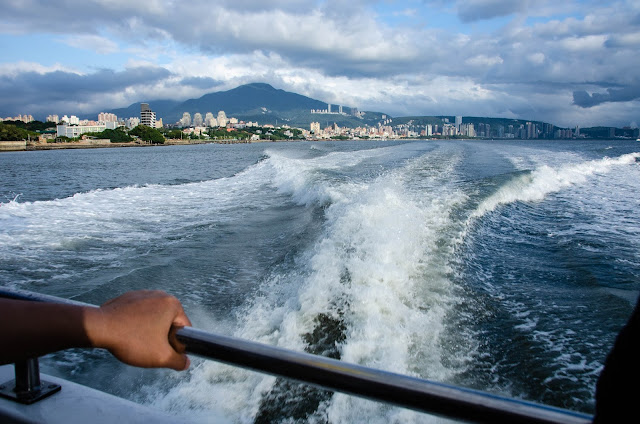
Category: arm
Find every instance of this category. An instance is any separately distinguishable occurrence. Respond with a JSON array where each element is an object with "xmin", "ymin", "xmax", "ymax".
[{"xmin": 0, "ymin": 290, "xmax": 191, "ymax": 371}]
